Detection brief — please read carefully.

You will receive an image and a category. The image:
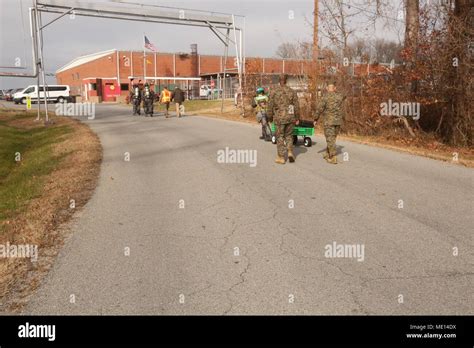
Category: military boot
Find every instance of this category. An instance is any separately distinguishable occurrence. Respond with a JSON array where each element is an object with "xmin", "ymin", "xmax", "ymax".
[
  {"xmin": 288, "ymin": 150, "xmax": 295, "ymax": 163},
  {"xmin": 275, "ymin": 156, "xmax": 286, "ymax": 164},
  {"xmin": 326, "ymin": 156, "xmax": 338, "ymax": 164},
  {"xmin": 323, "ymin": 152, "xmax": 329, "ymax": 160}
]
